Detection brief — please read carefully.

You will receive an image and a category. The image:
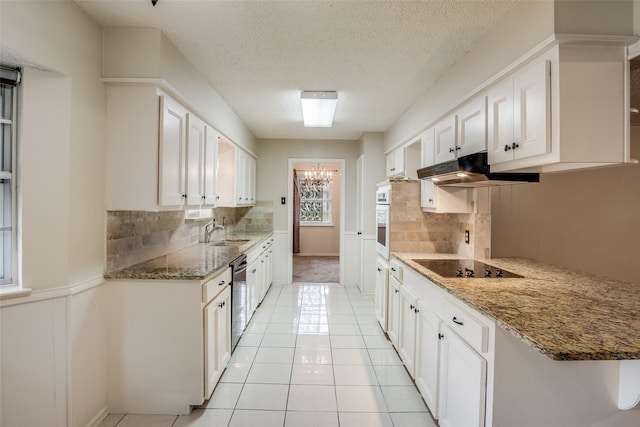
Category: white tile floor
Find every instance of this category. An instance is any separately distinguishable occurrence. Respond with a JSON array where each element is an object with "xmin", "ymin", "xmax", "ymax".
[{"xmin": 99, "ymin": 283, "xmax": 437, "ymax": 427}]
